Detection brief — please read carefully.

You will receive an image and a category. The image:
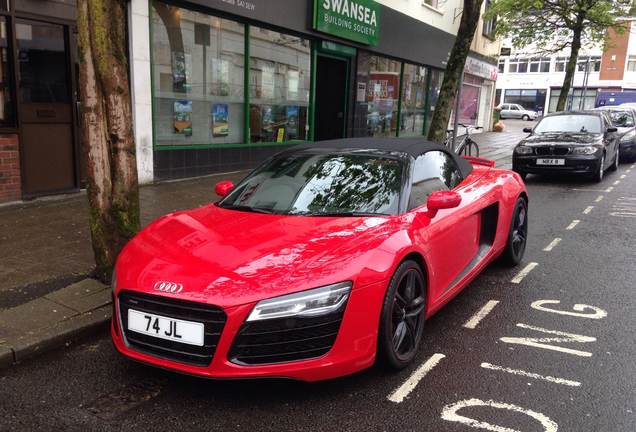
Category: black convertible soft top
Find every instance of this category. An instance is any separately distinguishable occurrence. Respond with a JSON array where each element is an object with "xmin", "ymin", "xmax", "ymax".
[{"xmin": 290, "ymin": 137, "xmax": 474, "ymax": 179}]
